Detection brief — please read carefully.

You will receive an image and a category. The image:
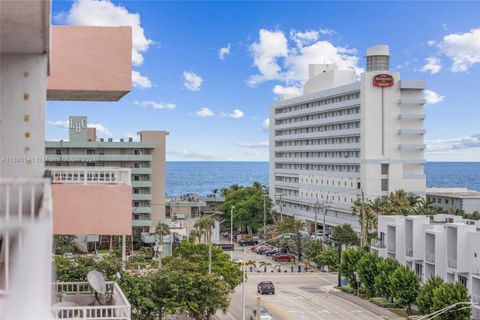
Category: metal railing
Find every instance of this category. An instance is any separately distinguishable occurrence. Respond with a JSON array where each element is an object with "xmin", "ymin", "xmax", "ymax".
[
  {"xmin": 52, "ymin": 282, "xmax": 131, "ymax": 319},
  {"xmin": 387, "ymin": 243, "xmax": 396, "ymax": 252},
  {"xmin": 448, "ymin": 258, "xmax": 457, "ymax": 269},
  {"xmin": 425, "ymin": 252, "xmax": 435, "ymax": 263},
  {"xmin": 48, "ymin": 167, "xmax": 131, "ymax": 185},
  {"xmin": 0, "ymin": 178, "xmax": 52, "ymax": 296},
  {"xmin": 371, "ymin": 239, "xmax": 386, "ymax": 248},
  {"xmin": 406, "ymin": 247, "xmax": 413, "ymax": 257}
]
